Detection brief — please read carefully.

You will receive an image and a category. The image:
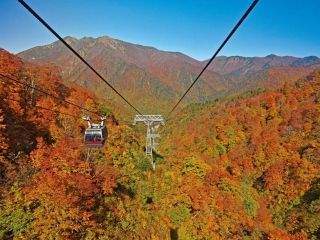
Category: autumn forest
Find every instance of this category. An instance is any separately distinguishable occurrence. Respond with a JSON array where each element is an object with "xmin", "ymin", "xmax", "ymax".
[{"xmin": 0, "ymin": 41, "xmax": 319, "ymax": 240}]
